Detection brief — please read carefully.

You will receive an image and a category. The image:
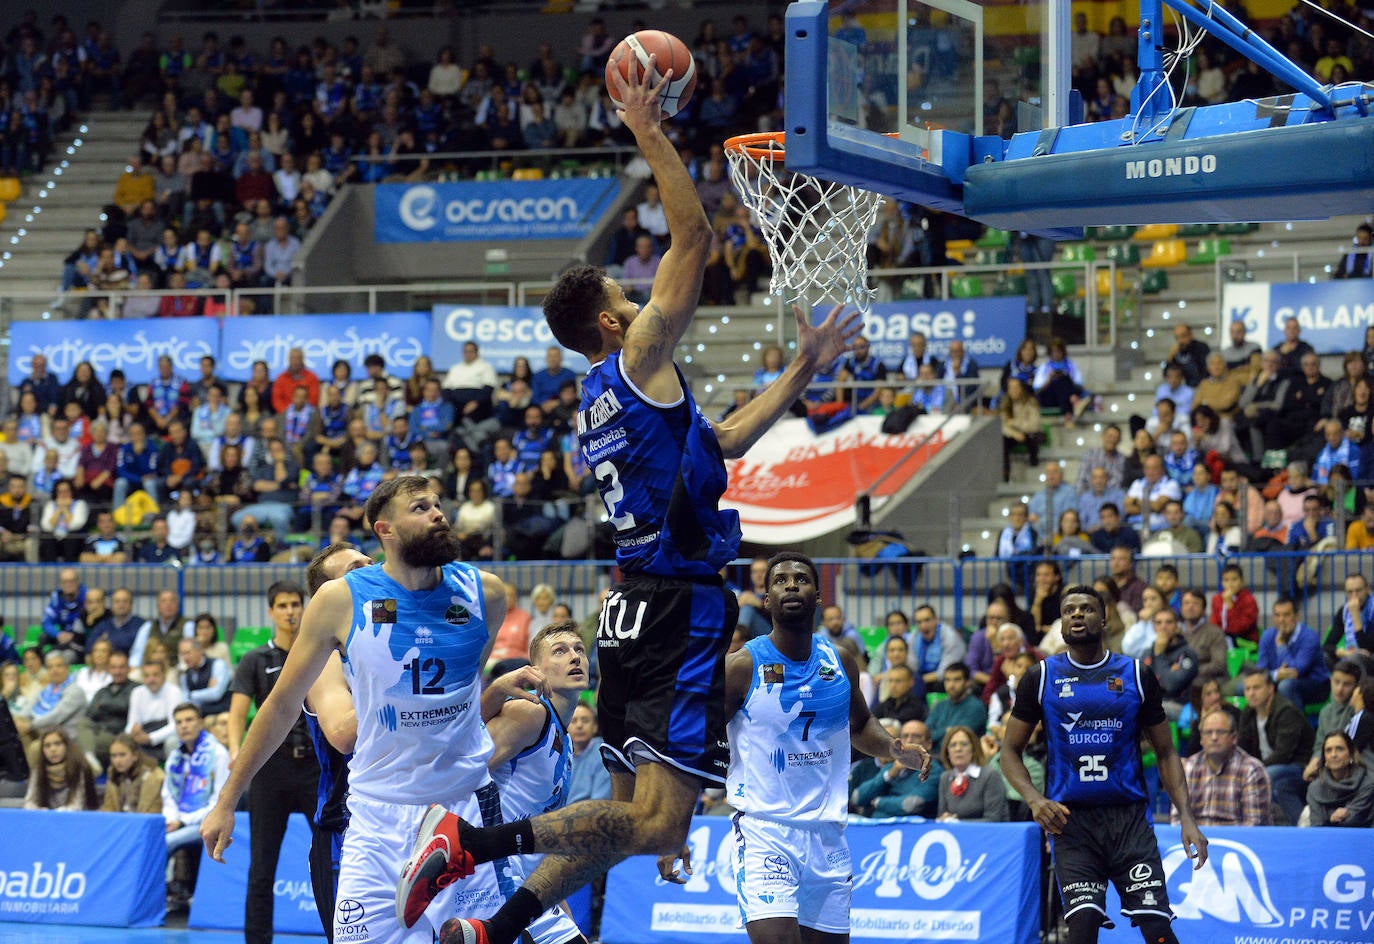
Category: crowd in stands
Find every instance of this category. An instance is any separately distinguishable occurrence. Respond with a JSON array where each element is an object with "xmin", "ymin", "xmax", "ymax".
[
  {"xmin": 6, "ymin": 10, "xmax": 796, "ymax": 308},
  {"xmin": 1, "ymin": 342, "xmax": 603, "ymax": 566}
]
